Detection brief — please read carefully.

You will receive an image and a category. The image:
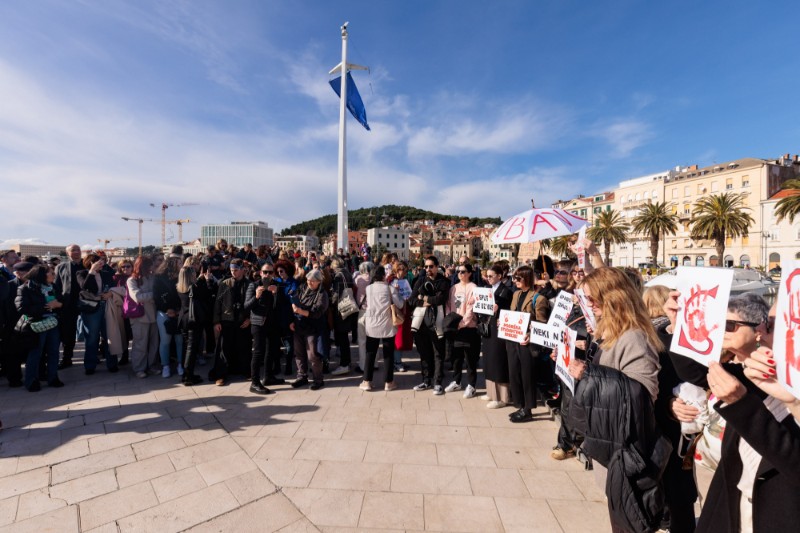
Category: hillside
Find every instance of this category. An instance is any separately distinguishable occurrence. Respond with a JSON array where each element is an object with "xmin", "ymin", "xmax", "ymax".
[{"xmin": 281, "ymin": 205, "xmax": 501, "ymax": 236}]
